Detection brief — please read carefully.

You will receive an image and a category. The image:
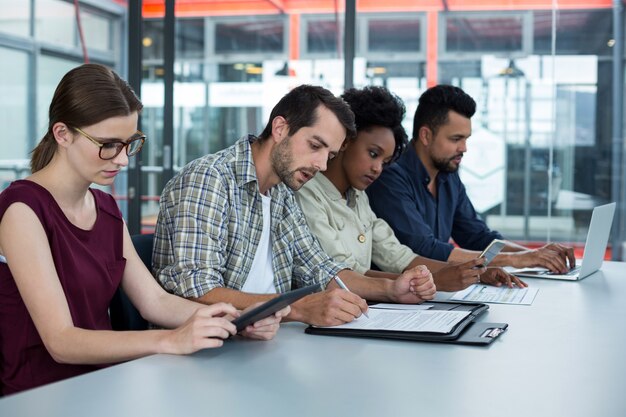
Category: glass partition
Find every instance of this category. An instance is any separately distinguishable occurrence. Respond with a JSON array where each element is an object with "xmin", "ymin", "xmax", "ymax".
[
  {"xmin": 444, "ymin": 13, "xmax": 527, "ymax": 55},
  {"xmin": 35, "ymin": 0, "xmax": 76, "ymax": 47},
  {"xmin": 82, "ymin": 10, "xmax": 112, "ymax": 52},
  {"xmin": 0, "ymin": 0, "xmax": 125, "ymax": 198},
  {"xmin": 0, "ymin": 47, "xmax": 29, "ymax": 191},
  {"xmin": 135, "ymin": 1, "xmax": 623, "ymax": 256},
  {"xmin": 0, "ymin": 0, "xmax": 30, "ymax": 37}
]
